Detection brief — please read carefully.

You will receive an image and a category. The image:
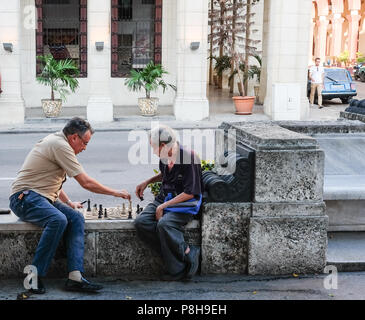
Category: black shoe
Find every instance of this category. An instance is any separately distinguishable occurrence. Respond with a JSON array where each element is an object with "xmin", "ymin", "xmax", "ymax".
[
  {"xmin": 29, "ymin": 276, "xmax": 46, "ymax": 294},
  {"xmin": 64, "ymin": 276, "xmax": 103, "ymax": 293},
  {"xmin": 319, "ymin": 105, "xmax": 324, "ymax": 109},
  {"xmin": 185, "ymin": 246, "xmax": 200, "ymax": 279}
]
